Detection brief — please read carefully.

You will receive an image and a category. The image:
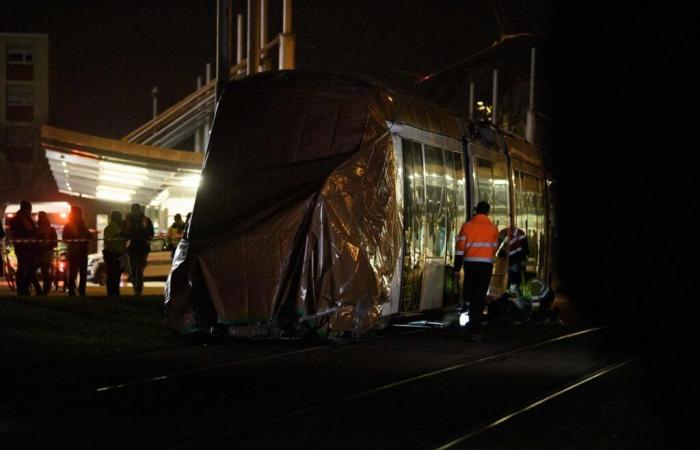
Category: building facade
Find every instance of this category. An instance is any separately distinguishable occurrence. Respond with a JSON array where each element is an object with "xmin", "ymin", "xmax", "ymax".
[{"xmin": 0, "ymin": 32, "xmax": 49, "ymax": 125}]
